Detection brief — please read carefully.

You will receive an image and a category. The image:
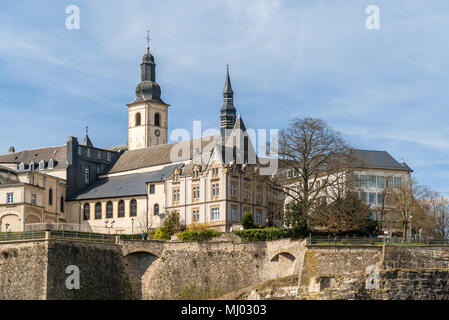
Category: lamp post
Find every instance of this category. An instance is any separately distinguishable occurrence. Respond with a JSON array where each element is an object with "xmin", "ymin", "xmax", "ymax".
[{"xmin": 131, "ymin": 218, "xmax": 134, "ymax": 239}]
